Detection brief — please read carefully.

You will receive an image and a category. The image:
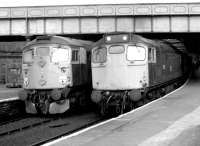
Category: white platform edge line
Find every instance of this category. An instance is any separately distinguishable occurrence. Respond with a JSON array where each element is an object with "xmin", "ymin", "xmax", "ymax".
[
  {"xmin": 0, "ymin": 96, "xmax": 19, "ymax": 102},
  {"xmin": 43, "ymin": 78, "xmax": 190, "ymax": 146}
]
